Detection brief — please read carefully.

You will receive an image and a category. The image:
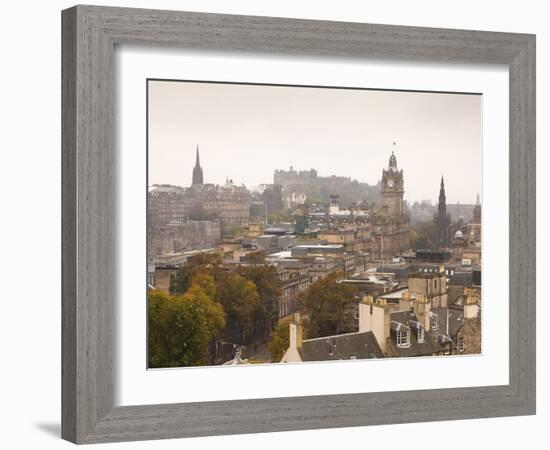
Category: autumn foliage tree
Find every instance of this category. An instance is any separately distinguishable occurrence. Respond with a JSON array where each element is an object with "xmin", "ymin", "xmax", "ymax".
[
  {"xmin": 216, "ymin": 272, "xmax": 259, "ymax": 342},
  {"xmin": 268, "ymin": 317, "xmax": 292, "ymax": 362},
  {"xmin": 167, "ymin": 251, "xmax": 282, "ymax": 348},
  {"xmin": 237, "ymin": 260, "xmax": 282, "ymax": 326},
  {"xmin": 169, "ymin": 253, "xmax": 223, "ymax": 295},
  {"xmin": 300, "ymin": 272, "xmax": 358, "ymax": 339},
  {"xmin": 148, "ymin": 274, "xmax": 225, "ymax": 368}
]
